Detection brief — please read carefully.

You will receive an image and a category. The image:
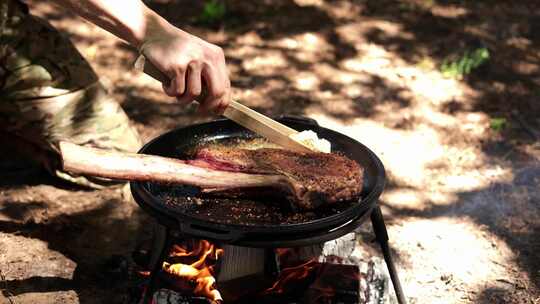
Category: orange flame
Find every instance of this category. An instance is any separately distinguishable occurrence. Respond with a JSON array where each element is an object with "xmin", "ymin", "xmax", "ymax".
[
  {"xmin": 264, "ymin": 259, "xmax": 318, "ymax": 294},
  {"xmin": 161, "ymin": 240, "xmax": 224, "ymax": 302}
]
